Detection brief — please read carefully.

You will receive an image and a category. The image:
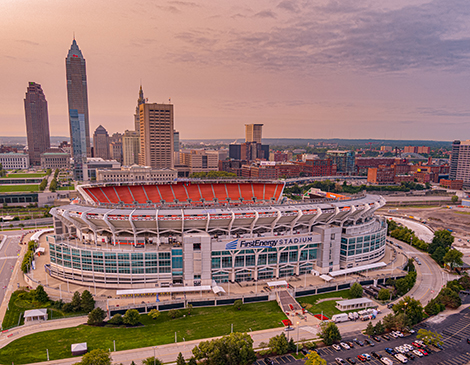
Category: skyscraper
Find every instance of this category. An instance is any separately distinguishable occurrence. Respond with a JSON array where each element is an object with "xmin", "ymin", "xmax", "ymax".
[
  {"xmin": 24, "ymin": 82, "xmax": 50, "ymax": 166},
  {"xmin": 134, "ymin": 85, "xmax": 145, "ymax": 133},
  {"xmin": 174, "ymin": 130, "xmax": 180, "ymax": 164},
  {"xmin": 449, "ymin": 140, "xmax": 470, "ymax": 187},
  {"xmin": 245, "ymin": 124, "xmax": 263, "ymax": 143},
  {"xmin": 66, "ymin": 39, "xmax": 91, "ymax": 158},
  {"xmin": 122, "ymin": 130, "xmax": 140, "ymax": 166},
  {"xmin": 93, "ymin": 125, "xmax": 110, "ymax": 159},
  {"xmin": 138, "ymin": 103, "xmax": 174, "ymax": 169}
]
